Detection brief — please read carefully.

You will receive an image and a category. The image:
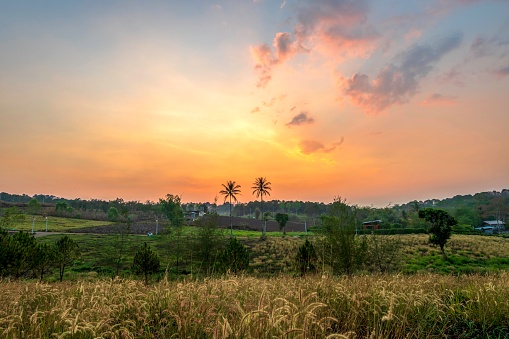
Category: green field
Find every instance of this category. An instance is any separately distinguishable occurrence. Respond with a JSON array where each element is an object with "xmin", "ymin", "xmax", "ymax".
[
  {"xmin": 5, "ymin": 215, "xmax": 112, "ymax": 232},
  {"xmin": 33, "ymin": 232, "xmax": 509, "ymax": 281}
]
